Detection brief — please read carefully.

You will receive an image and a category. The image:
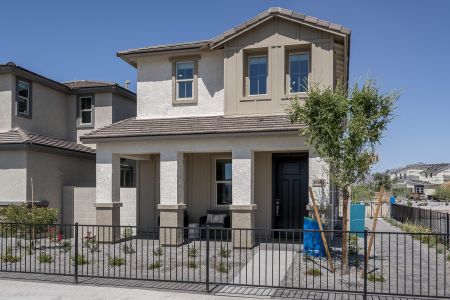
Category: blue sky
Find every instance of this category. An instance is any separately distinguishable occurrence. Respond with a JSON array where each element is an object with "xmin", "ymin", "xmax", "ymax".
[{"xmin": 1, "ymin": 0, "xmax": 449, "ymax": 172}]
